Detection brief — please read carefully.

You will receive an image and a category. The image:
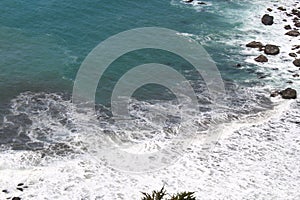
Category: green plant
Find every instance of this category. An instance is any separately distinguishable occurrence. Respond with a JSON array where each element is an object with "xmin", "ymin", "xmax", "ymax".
[
  {"xmin": 141, "ymin": 187, "xmax": 196, "ymax": 200},
  {"xmin": 141, "ymin": 187, "xmax": 167, "ymax": 200}
]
